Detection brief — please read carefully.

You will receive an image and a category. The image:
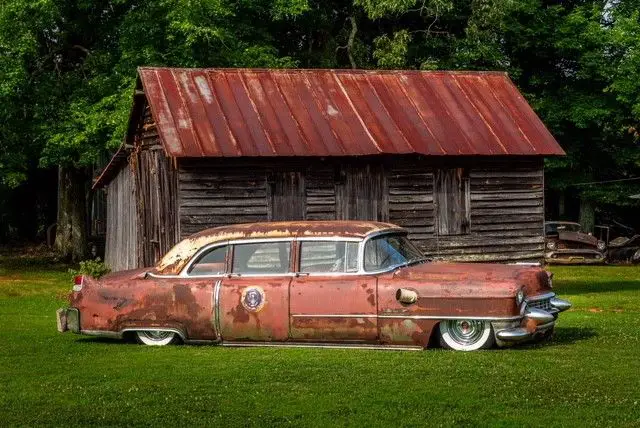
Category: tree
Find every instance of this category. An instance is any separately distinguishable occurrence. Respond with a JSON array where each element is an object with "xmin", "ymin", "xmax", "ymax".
[
  {"xmin": 0, "ymin": 0, "xmax": 311, "ymax": 260},
  {"xmin": 1, "ymin": 0, "xmax": 640, "ymax": 255}
]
